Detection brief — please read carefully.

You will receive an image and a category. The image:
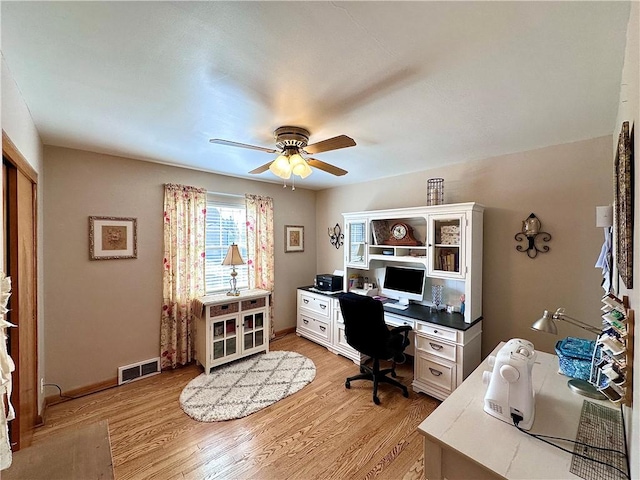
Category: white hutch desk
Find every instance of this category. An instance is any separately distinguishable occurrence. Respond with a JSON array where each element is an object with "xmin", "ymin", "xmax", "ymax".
[{"xmin": 418, "ymin": 342, "xmax": 622, "ymax": 480}]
